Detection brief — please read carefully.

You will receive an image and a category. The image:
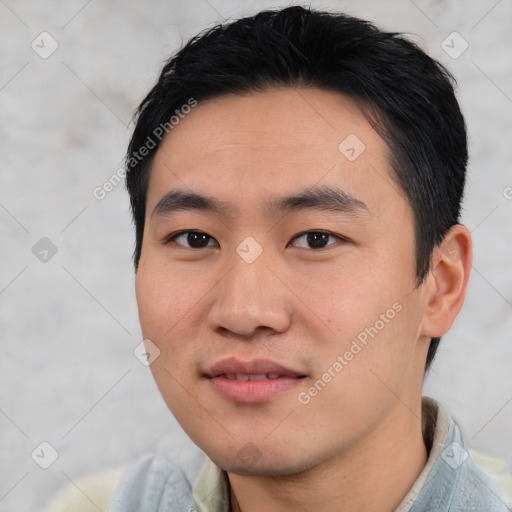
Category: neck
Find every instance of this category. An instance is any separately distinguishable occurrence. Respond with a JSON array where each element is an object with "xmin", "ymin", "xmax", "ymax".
[{"xmin": 228, "ymin": 400, "xmax": 429, "ymax": 512}]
